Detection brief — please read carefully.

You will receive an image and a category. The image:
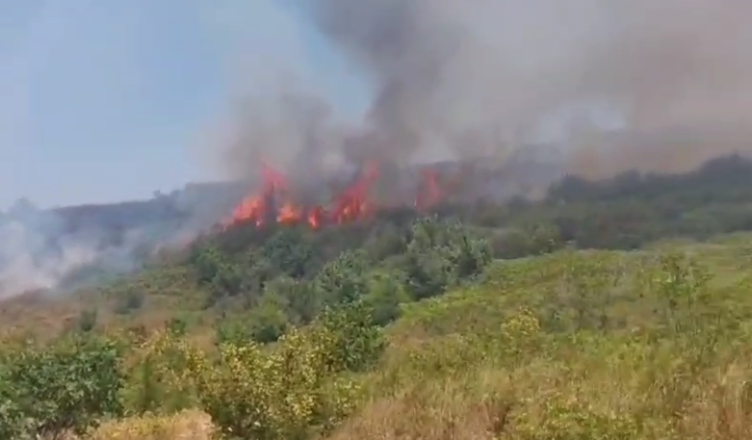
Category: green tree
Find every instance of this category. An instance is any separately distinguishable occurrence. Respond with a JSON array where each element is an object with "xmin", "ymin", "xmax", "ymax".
[
  {"xmin": 264, "ymin": 276, "xmax": 320, "ymax": 325},
  {"xmin": 261, "ymin": 228, "xmax": 317, "ymax": 279},
  {"xmin": 314, "ymin": 250, "xmax": 370, "ymax": 305},
  {"xmin": 363, "ymin": 269, "xmax": 411, "ymax": 326},
  {"xmin": 315, "ymin": 301, "xmax": 385, "ymax": 373},
  {"xmin": 193, "ymin": 244, "xmax": 245, "ymax": 301},
  {"xmin": 190, "ymin": 328, "xmax": 360, "ymax": 440},
  {"xmin": 403, "ymin": 217, "xmax": 492, "ymax": 299},
  {"xmin": 248, "ymin": 293, "xmax": 291, "ymax": 344}
]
